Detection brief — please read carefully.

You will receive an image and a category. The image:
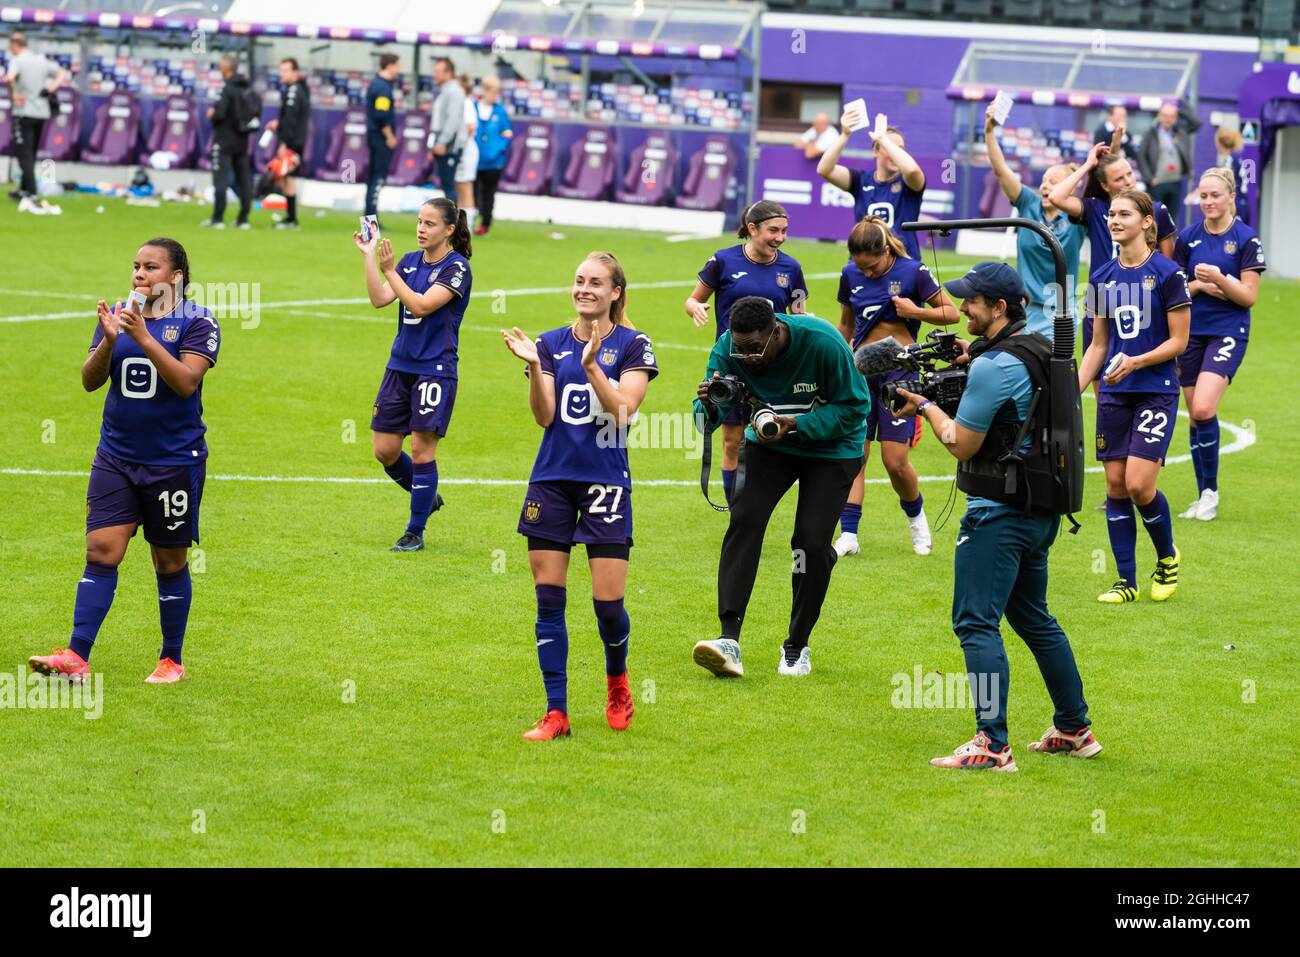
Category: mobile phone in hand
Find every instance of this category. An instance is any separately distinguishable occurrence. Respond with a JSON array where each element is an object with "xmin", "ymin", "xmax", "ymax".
[
  {"xmin": 127, "ymin": 290, "xmax": 147, "ymax": 312},
  {"xmin": 991, "ymin": 91, "xmax": 1014, "ymax": 125},
  {"xmin": 360, "ymin": 214, "xmax": 379, "ymax": 243}
]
